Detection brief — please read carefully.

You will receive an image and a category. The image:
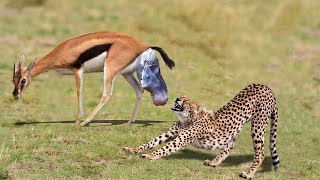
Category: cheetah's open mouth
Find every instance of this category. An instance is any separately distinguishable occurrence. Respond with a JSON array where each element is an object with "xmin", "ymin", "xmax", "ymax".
[{"xmin": 171, "ymin": 98, "xmax": 183, "ymax": 112}]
